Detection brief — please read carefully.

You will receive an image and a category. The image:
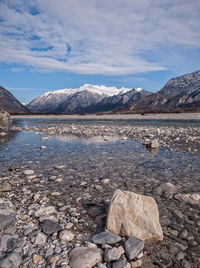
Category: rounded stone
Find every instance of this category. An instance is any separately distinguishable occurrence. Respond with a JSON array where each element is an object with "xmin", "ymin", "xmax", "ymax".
[
  {"xmin": 35, "ymin": 232, "xmax": 47, "ymax": 245},
  {"xmin": 23, "ymin": 170, "xmax": 34, "ymax": 176},
  {"xmin": 59, "ymin": 230, "xmax": 74, "ymax": 242}
]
